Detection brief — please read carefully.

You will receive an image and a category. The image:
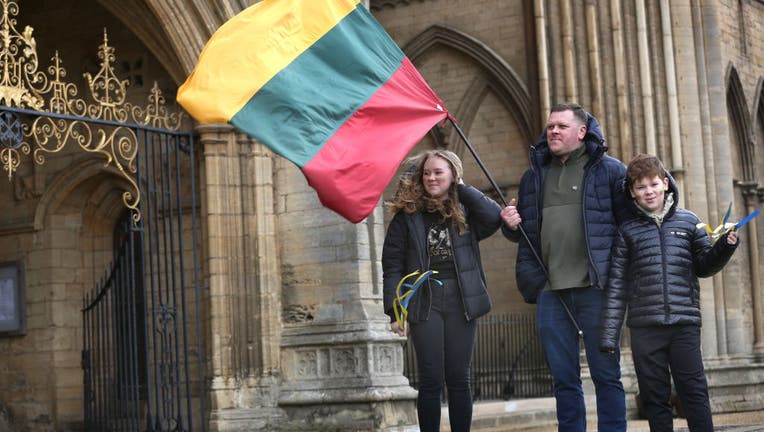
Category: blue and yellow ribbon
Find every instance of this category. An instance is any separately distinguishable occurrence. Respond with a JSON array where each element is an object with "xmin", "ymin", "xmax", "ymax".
[
  {"xmin": 697, "ymin": 202, "xmax": 760, "ymax": 244},
  {"xmin": 392, "ymin": 269, "xmax": 442, "ymax": 329}
]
